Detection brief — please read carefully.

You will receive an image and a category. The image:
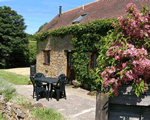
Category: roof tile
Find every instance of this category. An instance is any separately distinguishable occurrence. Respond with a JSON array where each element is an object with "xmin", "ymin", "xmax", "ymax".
[{"xmin": 39, "ymin": 0, "xmax": 150, "ymax": 33}]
